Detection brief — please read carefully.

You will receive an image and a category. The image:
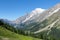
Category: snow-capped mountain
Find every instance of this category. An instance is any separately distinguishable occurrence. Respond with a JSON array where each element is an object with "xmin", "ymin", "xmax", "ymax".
[
  {"xmin": 0, "ymin": 8, "xmax": 45, "ymax": 28},
  {"xmin": 22, "ymin": 8, "xmax": 45, "ymax": 23},
  {"xmin": 1, "ymin": 3, "xmax": 60, "ymax": 28},
  {"xmin": 13, "ymin": 3, "xmax": 60, "ymax": 40},
  {"xmin": 14, "ymin": 8, "xmax": 45, "ymax": 24},
  {"xmin": 13, "ymin": 3, "xmax": 60, "ymax": 29},
  {"xmin": 1, "ymin": 3, "xmax": 60, "ymax": 40}
]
